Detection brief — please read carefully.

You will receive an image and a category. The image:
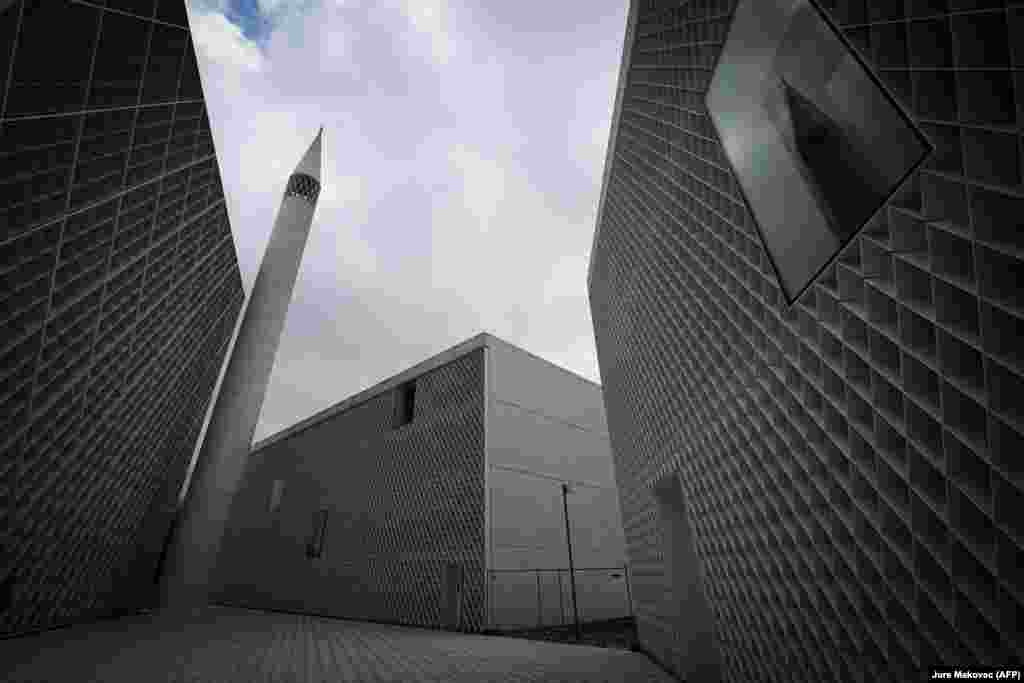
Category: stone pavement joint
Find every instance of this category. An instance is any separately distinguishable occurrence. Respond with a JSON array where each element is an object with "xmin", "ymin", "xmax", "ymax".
[{"xmin": 0, "ymin": 606, "xmax": 679, "ymax": 682}]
